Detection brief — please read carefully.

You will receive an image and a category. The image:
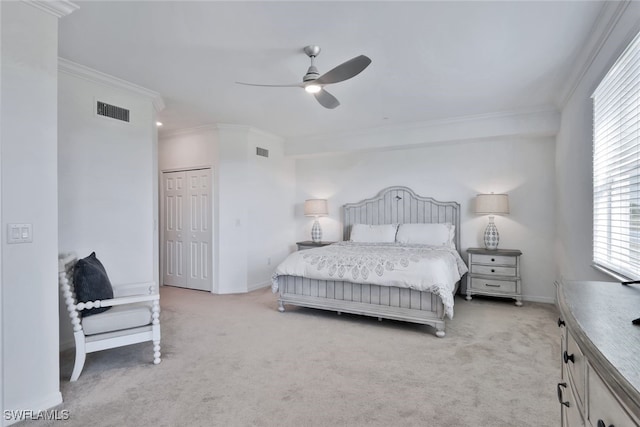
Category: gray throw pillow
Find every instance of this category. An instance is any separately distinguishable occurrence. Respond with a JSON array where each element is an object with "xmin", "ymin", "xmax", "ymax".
[{"xmin": 73, "ymin": 252, "xmax": 114, "ymax": 317}]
